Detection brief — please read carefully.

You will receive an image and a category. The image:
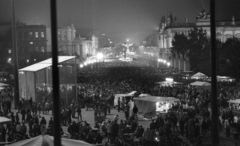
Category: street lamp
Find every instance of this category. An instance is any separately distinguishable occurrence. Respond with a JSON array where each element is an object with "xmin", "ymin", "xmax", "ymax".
[{"xmin": 97, "ymin": 52, "xmax": 104, "ymax": 60}]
